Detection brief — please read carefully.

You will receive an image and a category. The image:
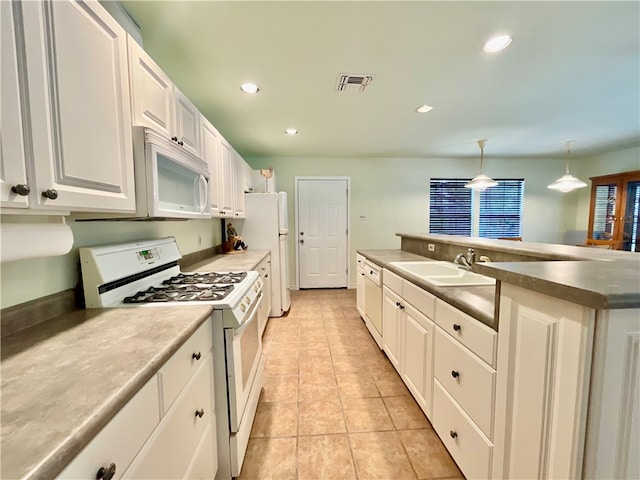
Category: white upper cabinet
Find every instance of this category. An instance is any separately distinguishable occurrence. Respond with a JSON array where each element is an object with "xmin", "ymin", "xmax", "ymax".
[
  {"xmin": 232, "ymin": 149, "xmax": 247, "ymax": 219},
  {"xmin": 1, "ymin": 1, "xmax": 29, "ymax": 209},
  {"xmin": 200, "ymin": 117, "xmax": 221, "ymax": 217},
  {"xmin": 218, "ymin": 139, "xmax": 235, "ymax": 218},
  {"xmin": 128, "ymin": 37, "xmax": 201, "ymax": 158},
  {"xmin": 12, "ymin": 0, "xmax": 136, "ymax": 213}
]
